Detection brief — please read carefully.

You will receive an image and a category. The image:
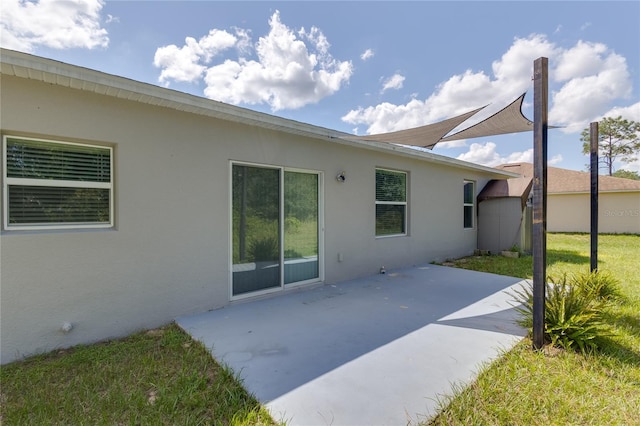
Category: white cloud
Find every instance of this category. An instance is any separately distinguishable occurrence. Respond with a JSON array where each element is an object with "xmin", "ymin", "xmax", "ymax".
[
  {"xmin": 549, "ymin": 154, "xmax": 564, "ymax": 165},
  {"xmin": 361, "ymin": 48, "xmax": 374, "ymax": 61},
  {"xmin": 554, "ymin": 41, "xmax": 607, "ymax": 81},
  {"xmin": 456, "ymin": 142, "xmax": 533, "ymax": 167},
  {"xmin": 600, "ymin": 102, "xmax": 640, "ymax": 122},
  {"xmin": 436, "ymin": 140, "xmax": 468, "ymax": 149},
  {"xmin": 381, "ymin": 73, "xmax": 405, "ymax": 93},
  {"xmin": 342, "ymin": 33, "xmax": 634, "ymax": 142},
  {"xmin": 455, "ymin": 142, "xmax": 564, "ymax": 167},
  {"xmin": 155, "ymin": 10, "xmax": 353, "ymax": 111},
  {"xmin": 0, "ymin": 0, "xmax": 108, "ymax": 52},
  {"xmin": 154, "ymin": 29, "xmax": 238, "ymax": 84},
  {"xmin": 550, "ymin": 43, "xmax": 632, "ymax": 132},
  {"xmin": 343, "ymin": 34, "xmax": 558, "ymax": 134},
  {"xmin": 105, "ymin": 14, "xmax": 119, "ymax": 24}
]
